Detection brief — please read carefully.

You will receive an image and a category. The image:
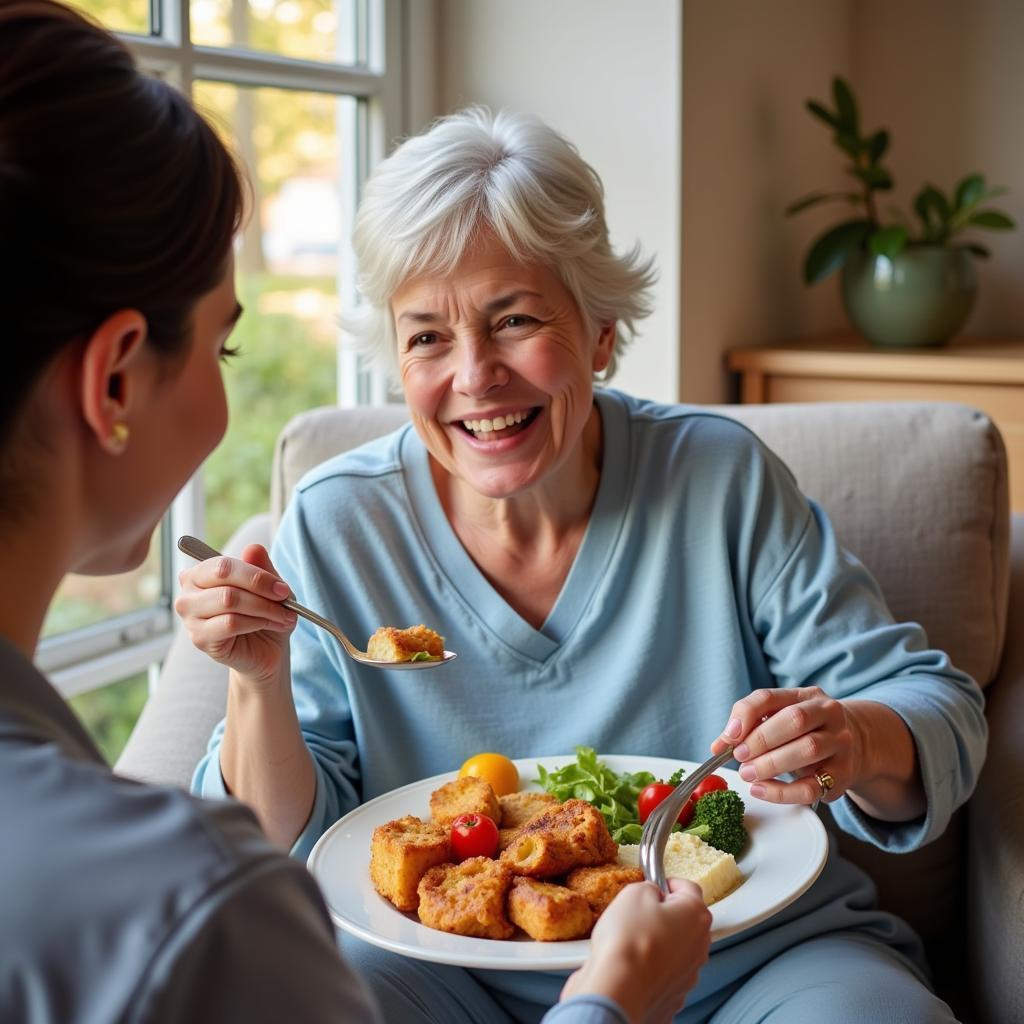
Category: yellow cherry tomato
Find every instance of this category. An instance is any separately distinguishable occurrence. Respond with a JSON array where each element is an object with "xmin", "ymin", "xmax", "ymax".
[{"xmin": 458, "ymin": 752, "xmax": 519, "ymax": 796}]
